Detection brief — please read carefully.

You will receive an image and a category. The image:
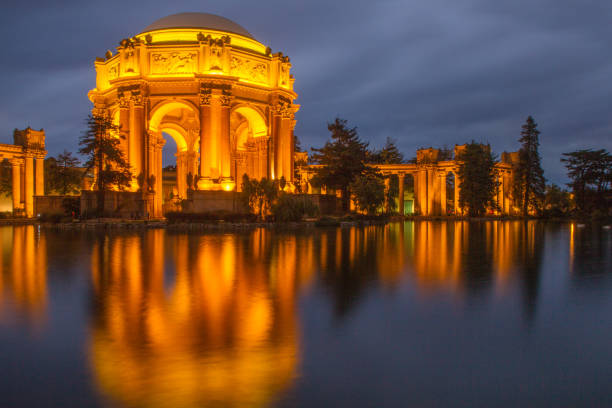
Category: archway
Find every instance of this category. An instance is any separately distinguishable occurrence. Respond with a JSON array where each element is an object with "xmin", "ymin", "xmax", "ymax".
[
  {"xmin": 230, "ymin": 105, "xmax": 268, "ymax": 190},
  {"xmin": 148, "ymin": 100, "xmax": 200, "ymax": 214}
]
